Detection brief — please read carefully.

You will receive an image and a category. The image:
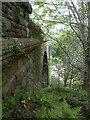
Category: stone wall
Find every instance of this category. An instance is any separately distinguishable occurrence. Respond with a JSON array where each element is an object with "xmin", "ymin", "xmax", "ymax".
[
  {"xmin": 2, "ymin": 2, "xmax": 32, "ymax": 38},
  {"xmin": 2, "ymin": 2, "xmax": 48, "ymax": 96}
]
